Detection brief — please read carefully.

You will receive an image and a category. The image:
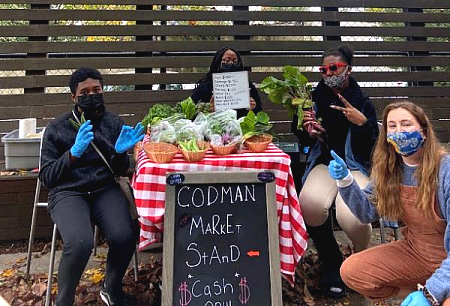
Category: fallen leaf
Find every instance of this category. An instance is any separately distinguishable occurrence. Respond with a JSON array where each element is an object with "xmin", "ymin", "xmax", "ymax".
[
  {"xmin": 14, "ymin": 257, "xmax": 26, "ymax": 264},
  {"xmin": 89, "ymin": 271, "xmax": 104, "ymax": 284},
  {"xmin": 1, "ymin": 269, "xmax": 16, "ymax": 277},
  {"xmin": 31, "ymin": 282, "xmax": 47, "ymax": 296},
  {"xmin": 303, "ymin": 283, "xmax": 315, "ymax": 306}
]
